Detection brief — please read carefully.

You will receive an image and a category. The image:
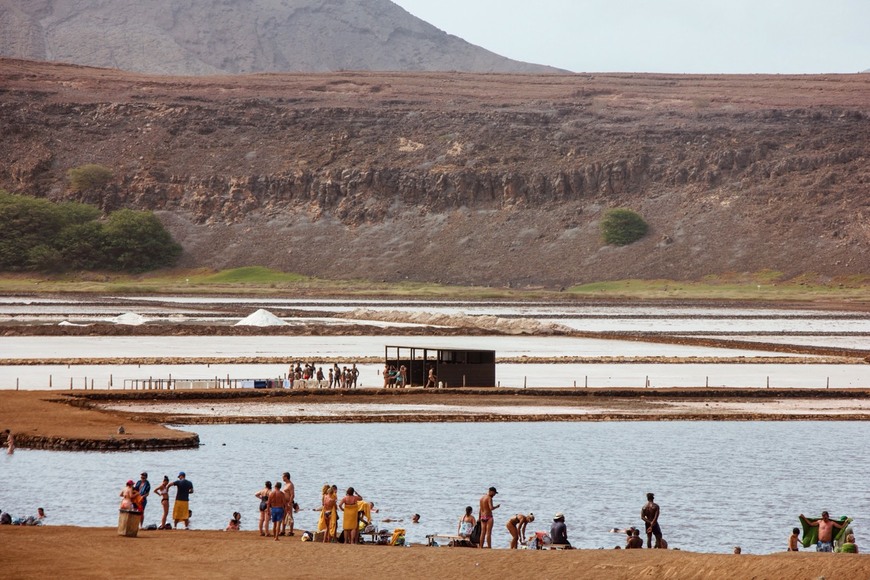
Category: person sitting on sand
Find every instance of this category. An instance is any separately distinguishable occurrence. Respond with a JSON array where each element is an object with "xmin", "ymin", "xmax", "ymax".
[
  {"xmin": 506, "ymin": 513, "xmax": 534, "ymax": 549},
  {"xmin": 457, "ymin": 506, "xmax": 476, "ymax": 540},
  {"xmin": 550, "ymin": 513, "xmax": 571, "ymax": 547},
  {"xmin": 788, "ymin": 527, "xmax": 800, "ymax": 551},
  {"xmin": 226, "ymin": 512, "xmax": 241, "ymax": 531},
  {"xmin": 837, "ymin": 533, "xmax": 858, "ymax": 553},
  {"xmin": 626, "ymin": 528, "xmax": 643, "ymax": 549}
]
